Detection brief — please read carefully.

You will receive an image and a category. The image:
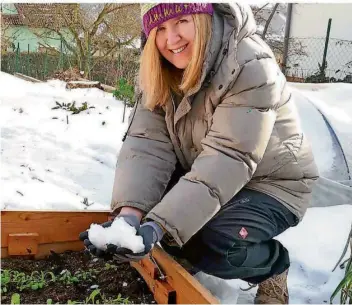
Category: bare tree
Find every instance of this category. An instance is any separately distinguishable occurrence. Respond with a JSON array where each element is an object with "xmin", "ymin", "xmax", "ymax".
[
  {"xmin": 251, "ymin": 3, "xmax": 307, "ymax": 62},
  {"xmin": 261, "ymin": 3, "xmax": 279, "ymax": 40},
  {"xmin": 28, "ymin": 4, "xmax": 141, "ymax": 77}
]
